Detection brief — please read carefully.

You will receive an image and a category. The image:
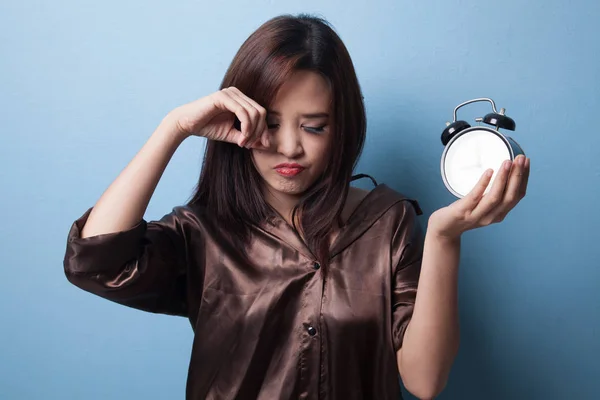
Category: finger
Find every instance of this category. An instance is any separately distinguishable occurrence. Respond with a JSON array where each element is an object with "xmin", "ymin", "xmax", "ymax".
[
  {"xmin": 225, "ymin": 89, "xmax": 259, "ymax": 147},
  {"xmin": 227, "ymin": 87, "xmax": 269, "ymax": 148},
  {"xmin": 215, "ymin": 90, "xmax": 252, "ymax": 144},
  {"xmin": 229, "ymin": 87, "xmax": 268, "ymax": 121},
  {"xmin": 471, "ymin": 159, "xmax": 512, "ymax": 221},
  {"xmin": 233, "ymin": 117, "xmax": 269, "ymax": 148},
  {"xmin": 502, "ymin": 155, "xmax": 526, "ymax": 208},
  {"xmin": 520, "ymin": 157, "xmax": 530, "ymax": 197},
  {"xmin": 247, "ymin": 108, "xmax": 269, "ymax": 148},
  {"xmin": 225, "ymin": 88, "xmax": 265, "ymax": 148},
  {"xmin": 246, "ymin": 130, "xmax": 270, "ymax": 150},
  {"xmin": 221, "ymin": 88, "xmax": 257, "ymax": 147},
  {"xmin": 480, "ymin": 156, "xmax": 526, "ymax": 224},
  {"xmin": 460, "ymin": 168, "xmax": 494, "ymax": 211},
  {"xmin": 260, "ymin": 129, "xmax": 271, "ymax": 148}
]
